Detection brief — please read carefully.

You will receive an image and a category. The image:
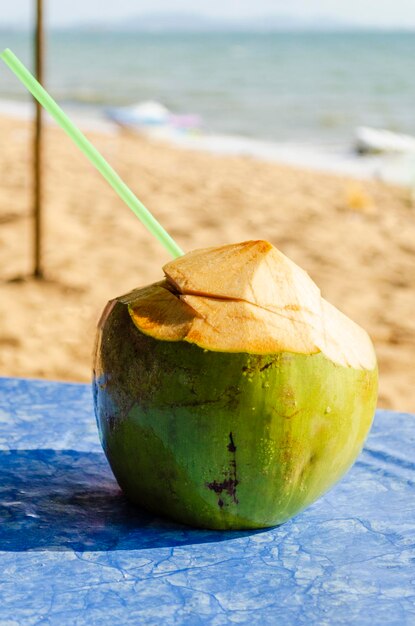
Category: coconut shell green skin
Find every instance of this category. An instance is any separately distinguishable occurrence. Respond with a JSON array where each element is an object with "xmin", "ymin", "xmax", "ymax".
[{"xmin": 93, "ymin": 240, "xmax": 378, "ymax": 530}]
